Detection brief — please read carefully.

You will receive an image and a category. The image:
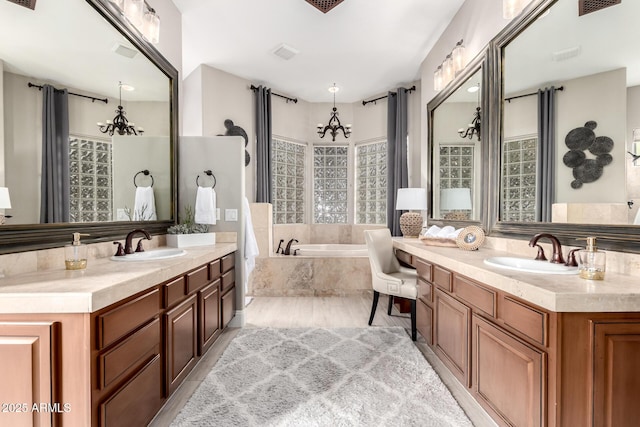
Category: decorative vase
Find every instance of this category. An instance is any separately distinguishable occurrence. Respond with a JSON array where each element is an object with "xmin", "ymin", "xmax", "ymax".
[{"xmin": 166, "ymin": 232, "xmax": 216, "ymax": 248}]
